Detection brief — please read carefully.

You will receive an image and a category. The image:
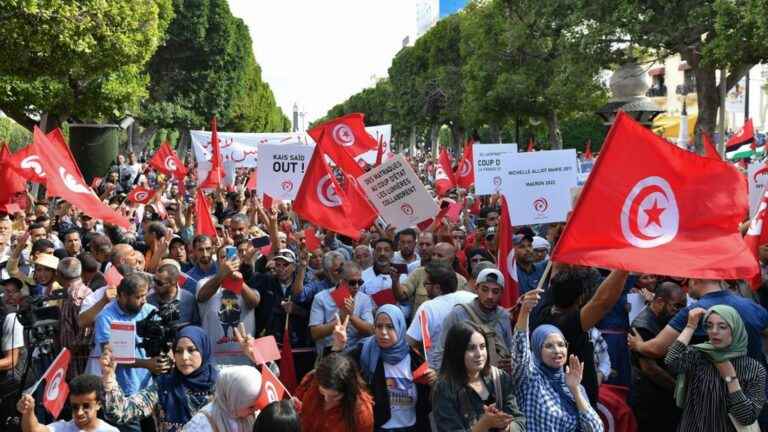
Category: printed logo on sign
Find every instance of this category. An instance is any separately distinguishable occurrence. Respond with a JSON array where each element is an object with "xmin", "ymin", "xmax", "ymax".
[
  {"xmin": 281, "ymin": 180, "xmax": 293, "ymax": 192},
  {"xmin": 754, "ymin": 165, "xmax": 768, "ymax": 184},
  {"xmin": 533, "ymin": 197, "xmax": 549, "ymax": 216},
  {"xmin": 748, "ymin": 191, "xmax": 768, "ymax": 236},
  {"xmin": 164, "ymin": 156, "xmax": 177, "ymax": 172},
  {"xmin": 620, "ymin": 176, "xmax": 679, "ymax": 248},
  {"xmin": 21, "ymin": 156, "xmax": 45, "ymax": 177},
  {"xmin": 492, "ymin": 176, "xmax": 502, "ymax": 188},
  {"xmin": 46, "ymin": 369, "xmax": 64, "ymax": 401},
  {"xmin": 332, "ymin": 124, "xmax": 355, "ymax": 147},
  {"xmin": 401, "ymin": 204, "xmax": 414, "ymax": 216},
  {"xmin": 59, "ymin": 167, "xmax": 91, "ymax": 194},
  {"xmin": 316, "ymin": 175, "xmax": 342, "ymax": 207}
]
